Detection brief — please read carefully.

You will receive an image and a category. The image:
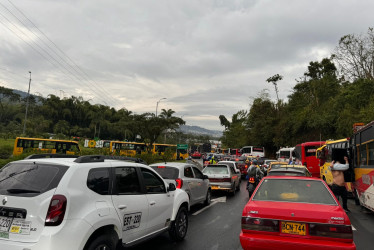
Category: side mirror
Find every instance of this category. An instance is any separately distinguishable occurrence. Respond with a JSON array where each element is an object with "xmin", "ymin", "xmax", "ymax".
[
  {"xmin": 168, "ymin": 183, "xmax": 176, "ymax": 192},
  {"xmin": 203, "ymin": 174, "xmax": 209, "ymax": 180}
]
